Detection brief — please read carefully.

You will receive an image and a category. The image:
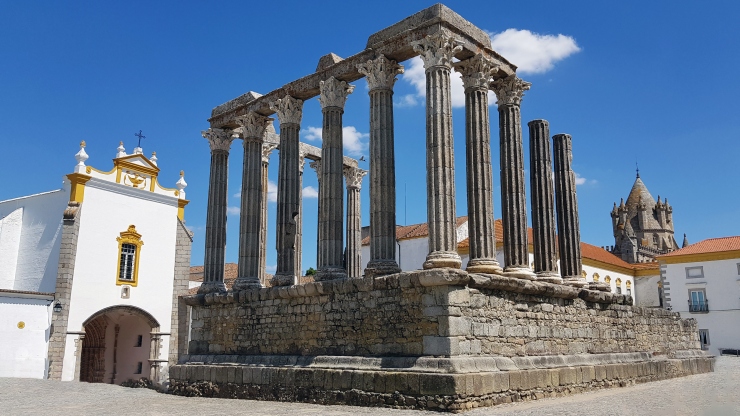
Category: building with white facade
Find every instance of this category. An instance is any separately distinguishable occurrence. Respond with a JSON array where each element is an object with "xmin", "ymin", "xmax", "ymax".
[
  {"xmin": 361, "ymin": 217, "xmax": 659, "ymax": 305},
  {"xmin": 658, "ymin": 236, "xmax": 740, "ymax": 355},
  {"xmin": 0, "ymin": 141, "xmax": 192, "ymax": 383}
]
